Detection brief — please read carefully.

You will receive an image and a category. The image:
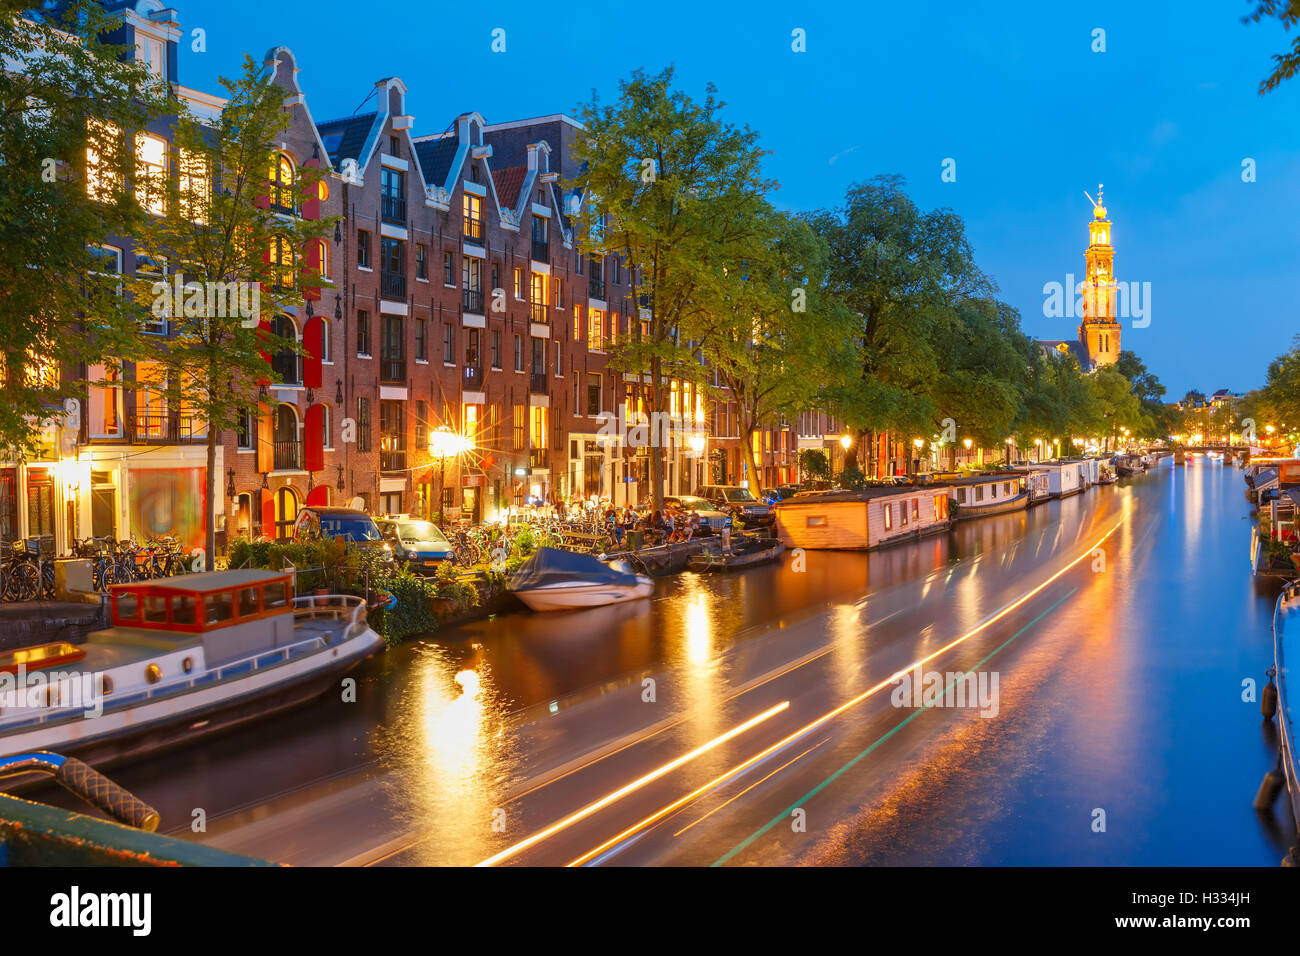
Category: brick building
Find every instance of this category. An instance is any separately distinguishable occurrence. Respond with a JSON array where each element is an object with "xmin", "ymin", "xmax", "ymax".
[{"xmin": 23, "ymin": 0, "xmax": 846, "ymax": 554}]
